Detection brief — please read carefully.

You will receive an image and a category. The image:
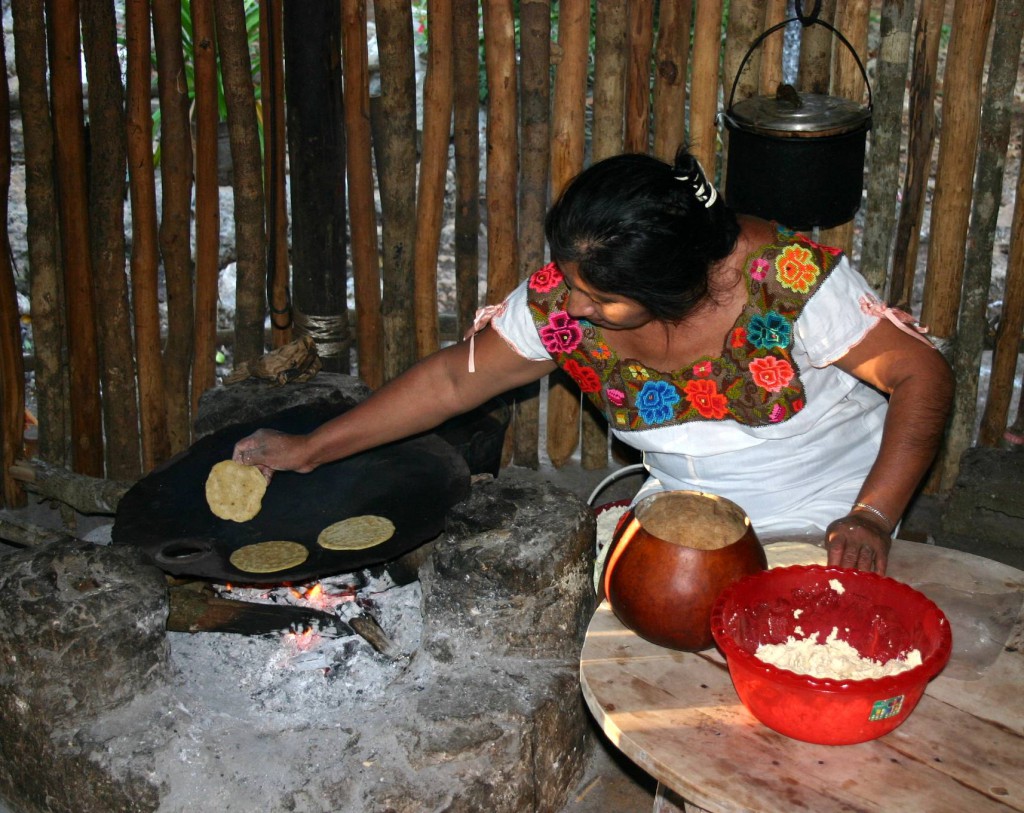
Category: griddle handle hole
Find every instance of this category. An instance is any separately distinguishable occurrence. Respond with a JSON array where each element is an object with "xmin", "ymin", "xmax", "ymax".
[{"xmin": 157, "ymin": 541, "xmax": 215, "ymax": 564}]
